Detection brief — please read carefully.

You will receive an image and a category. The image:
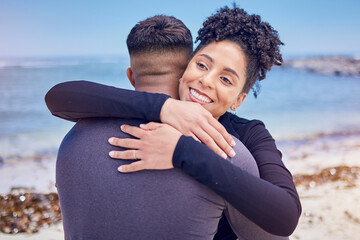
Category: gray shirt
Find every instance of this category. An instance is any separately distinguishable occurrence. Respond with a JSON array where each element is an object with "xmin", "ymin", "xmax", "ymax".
[{"xmin": 56, "ymin": 117, "xmax": 286, "ymax": 240}]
